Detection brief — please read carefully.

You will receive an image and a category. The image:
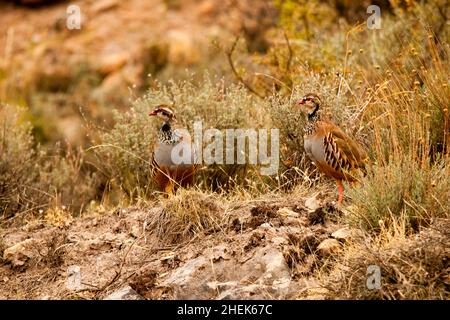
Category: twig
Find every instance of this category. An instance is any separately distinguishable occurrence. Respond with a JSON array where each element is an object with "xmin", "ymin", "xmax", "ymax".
[
  {"xmin": 226, "ymin": 35, "xmax": 264, "ymax": 99},
  {"xmin": 283, "ymin": 30, "xmax": 293, "ymax": 73},
  {"xmin": 78, "ymin": 238, "xmax": 139, "ymax": 296},
  {"xmin": 254, "ymin": 73, "xmax": 291, "ymax": 91}
]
